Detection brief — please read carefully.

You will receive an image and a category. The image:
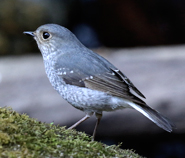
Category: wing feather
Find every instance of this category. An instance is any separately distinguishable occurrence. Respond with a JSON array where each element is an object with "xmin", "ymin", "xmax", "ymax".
[{"xmin": 84, "ymin": 72, "xmax": 146, "ymax": 105}]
